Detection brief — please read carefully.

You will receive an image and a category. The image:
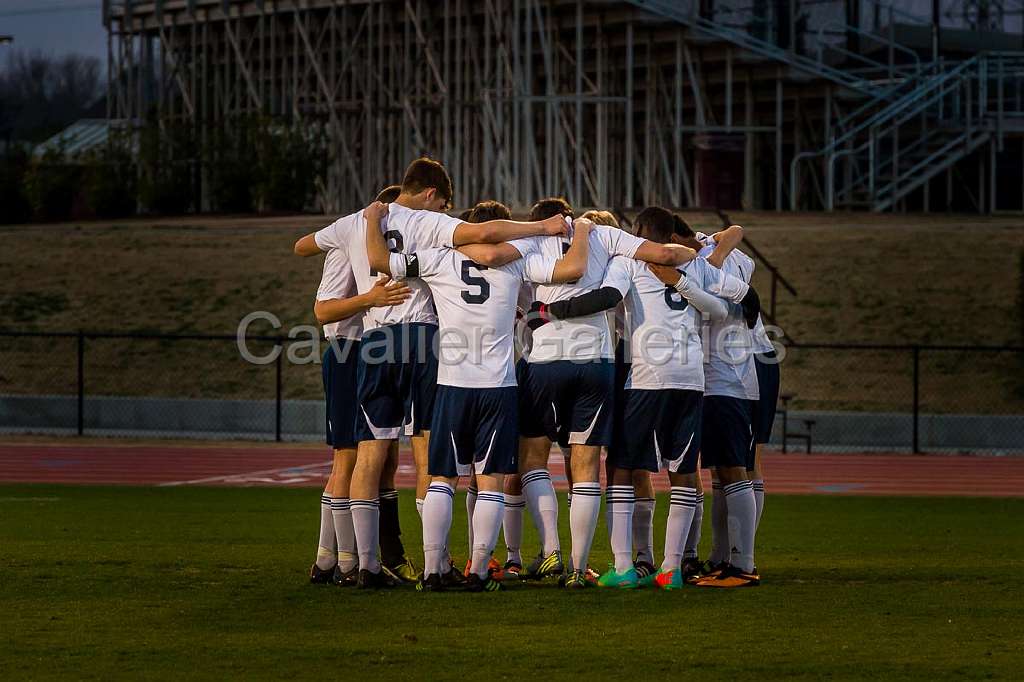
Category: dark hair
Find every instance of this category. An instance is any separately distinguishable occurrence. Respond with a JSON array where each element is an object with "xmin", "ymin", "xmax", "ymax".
[
  {"xmin": 634, "ymin": 206, "xmax": 675, "ymax": 243},
  {"xmin": 672, "ymin": 214, "xmax": 695, "ymax": 238},
  {"xmin": 458, "ymin": 208, "xmax": 474, "ymax": 221},
  {"xmin": 468, "ymin": 200, "xmax": 512, "ymax": 223},
  {"xmin": 375, "ymin": 185, "xmax": 401, "ymax": 203},
  {"xmin": 400, "ymin": 157, "xmax": 453, "ymax": 206},
  {"xmin": 528, "ymin": 197, "xmax": 573, "ymax": 221}
]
